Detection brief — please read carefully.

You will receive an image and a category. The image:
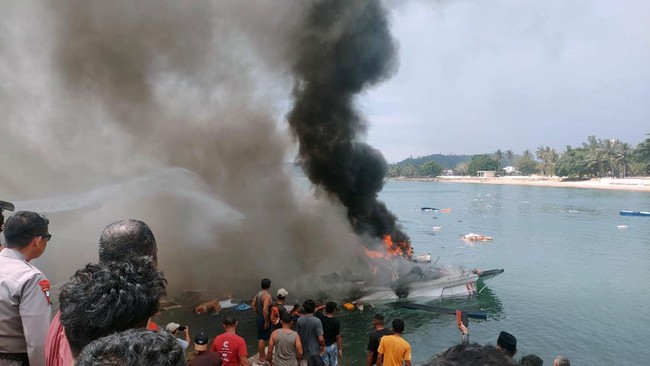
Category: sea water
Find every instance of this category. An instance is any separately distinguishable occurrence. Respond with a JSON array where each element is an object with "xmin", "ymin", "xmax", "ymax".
[{"xmin": 158, "ymin": 181, "xmax": 650, "ymax": 365}]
